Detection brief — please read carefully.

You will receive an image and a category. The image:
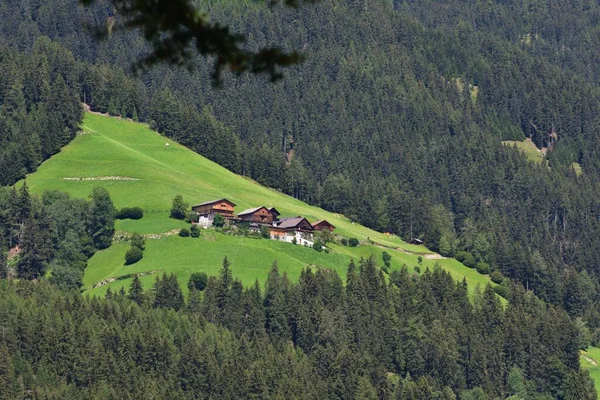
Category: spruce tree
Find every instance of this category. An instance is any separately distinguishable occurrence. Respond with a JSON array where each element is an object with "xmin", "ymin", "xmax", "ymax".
[
  {"xmin": 128, "ymin": 275, "xmax": 144, "ymax": 305},
  {"xmin": 87, "ymin": 187, "xmax": 116, "ymax": 250}
]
